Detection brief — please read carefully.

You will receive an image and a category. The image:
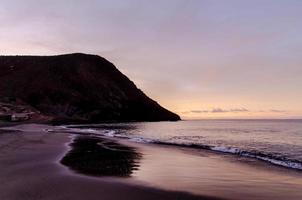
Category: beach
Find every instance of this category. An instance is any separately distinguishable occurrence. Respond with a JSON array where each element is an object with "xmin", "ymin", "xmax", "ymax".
[
  {"xmin": 0, "ymin": 124, "xmax": 219, "ymax": 200},
  {"xmin": 0, "ymin": 123, "xmax": 302, "ymax": 200}
]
